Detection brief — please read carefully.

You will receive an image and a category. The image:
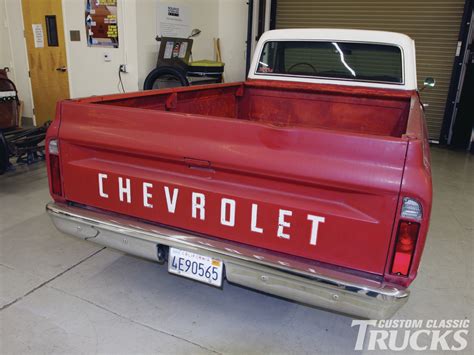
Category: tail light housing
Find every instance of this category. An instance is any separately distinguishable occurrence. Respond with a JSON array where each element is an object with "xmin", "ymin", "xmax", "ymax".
[
  {"xmin": 48, "ymin": 139, "xmax": 62, "ymax": 196},
  {"xmin": 391, "ymin": 220, "xmax": 420, "ymax": 276},
  {"xmin": 49, "ymin": 139, "xmax": 59, "ymax": 155}
]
